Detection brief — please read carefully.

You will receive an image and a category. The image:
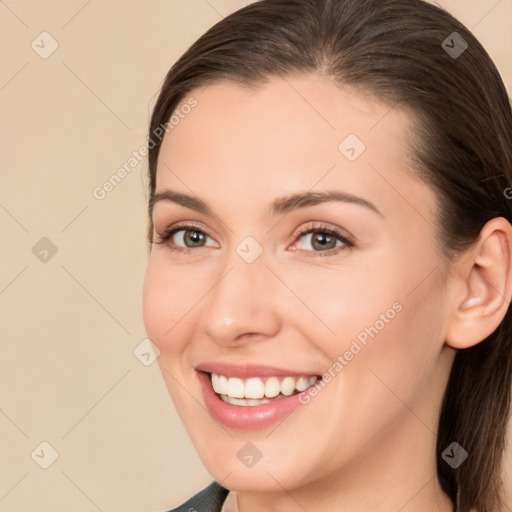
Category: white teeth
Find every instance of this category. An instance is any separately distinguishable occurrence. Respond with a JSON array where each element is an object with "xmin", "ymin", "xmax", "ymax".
[
  {"xmin": 211, "ymin": 373, "xmax": 220, "ymax": 393},
  {"xmin": 218, "ymin": 375, "xmax": 228, "ymax": 395},
  {"xmin": 296, "ymin": 376, "xmax": 310, "ymax": 392},
  {"xmin": 227, "ymin": 377, "xmax": 244, "ymax": 398},
  {"xmin": 245, "ymin": 378, "xmax": 265, "ymax": 399},
  {"xmin": 264, "ymin": 377, "xmax": 280, "ymax": 398},
  {"xmin": 281, "ymin": 376, "xmax": 296, "ymax": 396},
  {"xmin": 210, "ymin": 372, "xmax": 319, "ymax": 401},
  {"xmin": 211, "ymin": 374, "xmax": 230, "ymax": 395},
  {"xmin": 220, "ymin": 395, "xmax": 272, "ymax": 406}
]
